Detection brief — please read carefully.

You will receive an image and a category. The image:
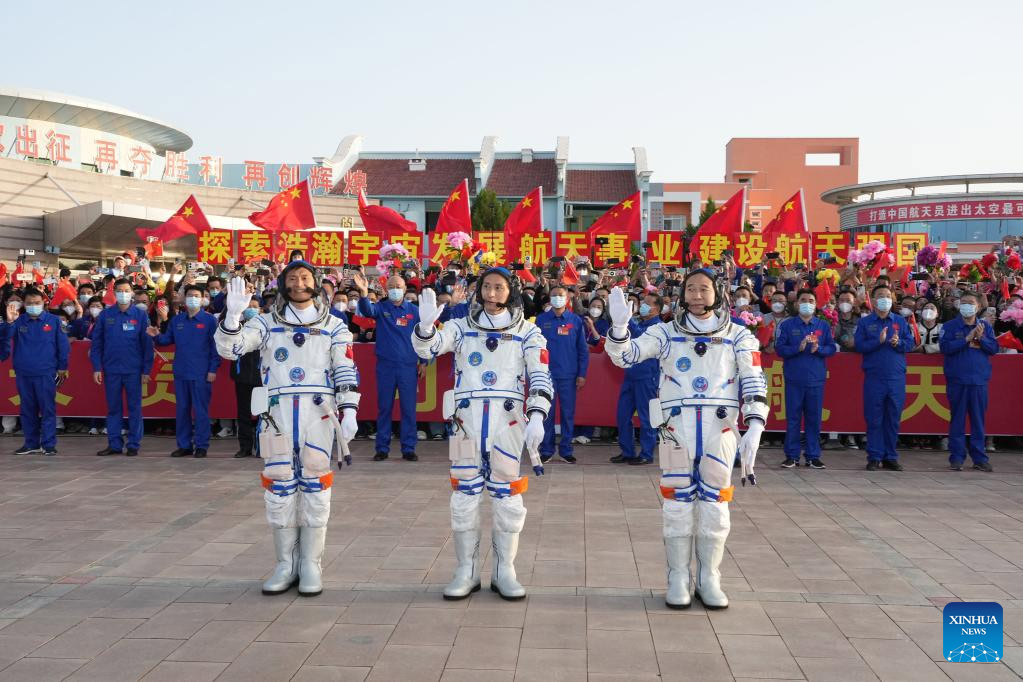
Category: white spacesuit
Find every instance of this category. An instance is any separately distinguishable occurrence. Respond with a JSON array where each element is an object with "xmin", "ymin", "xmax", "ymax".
[
  {"xmin": 412, "ymin": 268, "xmax": 551, "ymax": 600},
  {"xmin": 215, "ymin": 261, "xmax": 360, "ymax": 597},
  {"xmin": 604, "ymin": 270, "xmax": 767, "ymax": 609}
]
